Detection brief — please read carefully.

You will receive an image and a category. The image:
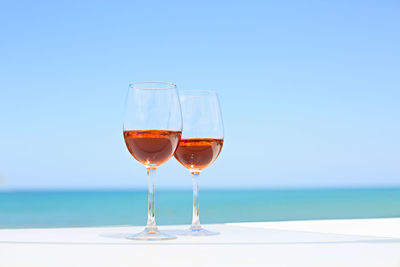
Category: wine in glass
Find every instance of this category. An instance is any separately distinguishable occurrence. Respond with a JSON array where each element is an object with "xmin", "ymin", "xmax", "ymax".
[
  {"xmin": 123, "ymin": 82, "xmax": 182, "ymax": 240},
  {"xmin": 174, "ymin": 90, "xmax": 224, "ymax": 236}
]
